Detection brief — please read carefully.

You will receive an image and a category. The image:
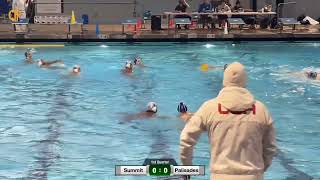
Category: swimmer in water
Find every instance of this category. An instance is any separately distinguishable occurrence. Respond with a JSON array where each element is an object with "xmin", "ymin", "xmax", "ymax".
[
  {"xmin": 37, "ymin": 59, "xmax": 65, "ymax": 68},
  {"xmin": 122, "ymin": 60, "xmax": 133, "ymax": 74},
  {"xmin": 290, "ymin": 70, "xmax": 320, "ymax": 81},
  {"xmin": 133, "ymin": 56, "xmax": 145, "ymax": 67},
  {"xmin": 24, "ymin": 51, "xmax": 33, "ymax": 63},
  {"xmin": 201, "ymin": 63, "xmax": 228, "ymax": 71},
  {"xmin": 121, "ymin": 102, "xmax": 158, "ymax": 122},
  {"xmin": 304, "ymin": 71, "xmax": 320, "ymax": 80},
  {"xmin": 70, "ymin": 65, "xmax": 81, "ymax": 75},
  {"xmin": 177, "ymin": 102, "xmax": 194, "ymax": 122}
]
